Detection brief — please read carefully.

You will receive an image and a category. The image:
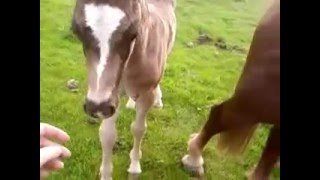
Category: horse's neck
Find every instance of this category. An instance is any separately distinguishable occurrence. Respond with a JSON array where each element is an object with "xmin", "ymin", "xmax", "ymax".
[{"xmin": 138, "ymin": 0, "xmax": 149, "ymax": 24}]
